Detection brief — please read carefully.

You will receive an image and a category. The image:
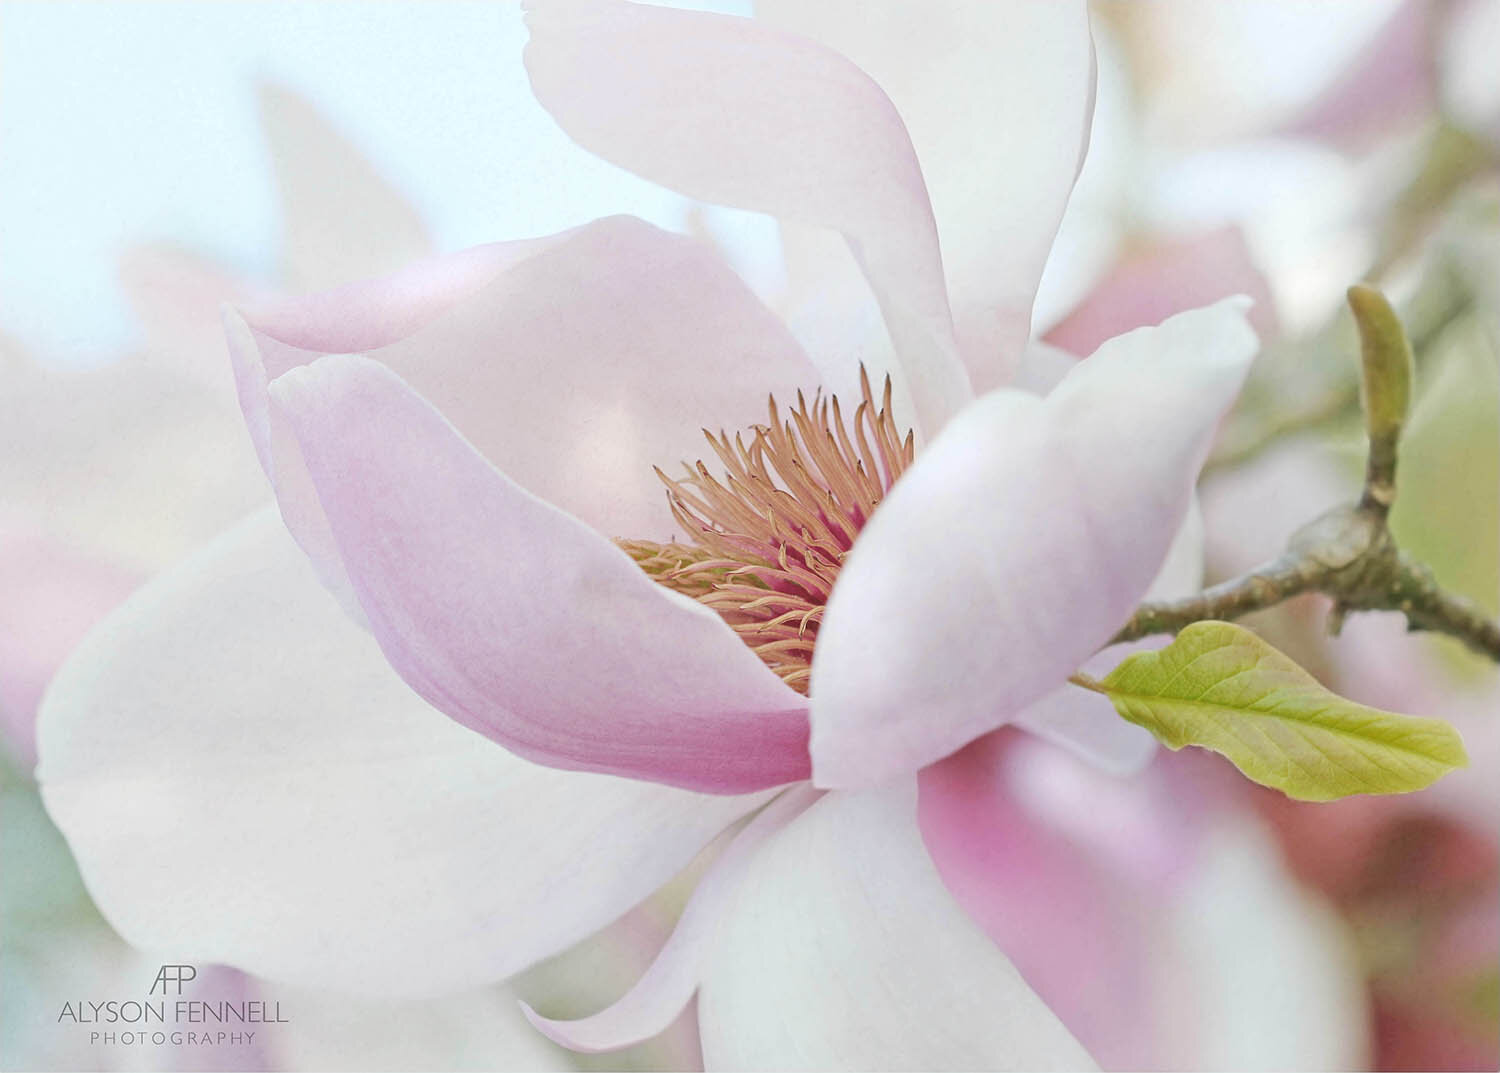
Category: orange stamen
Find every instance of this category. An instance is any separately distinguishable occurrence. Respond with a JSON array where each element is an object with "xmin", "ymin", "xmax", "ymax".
[{"xmin": 619, "ymin": 370, "xmax": 913, "ymax": 694}]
